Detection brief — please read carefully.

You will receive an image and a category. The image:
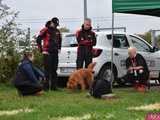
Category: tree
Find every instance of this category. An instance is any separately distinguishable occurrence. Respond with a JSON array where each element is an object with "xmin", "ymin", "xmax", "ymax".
[
  {"xmin": 137, "ymin": 31, "xmax": 151, "ymax": 44},
  {"xmin": 0, "ymin": 0, "xmax": 24, "ymax": 57},
  {"xmin": 138, "ymin": 31, "xmax": 160, "ymax": 48},
  {"xmin": 59, "ymin": 27, "xmax": 70, "ymax": 33},
  {"xmin": 0, "ymin": 0, "xmax": 24, "ymax": 83}
]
